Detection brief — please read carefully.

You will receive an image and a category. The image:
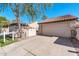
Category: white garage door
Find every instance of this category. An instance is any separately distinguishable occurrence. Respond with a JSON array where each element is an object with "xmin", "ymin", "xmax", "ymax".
[{"xmin": 42, "ymin": 22, "xmax": 71, "ymax": 37}]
